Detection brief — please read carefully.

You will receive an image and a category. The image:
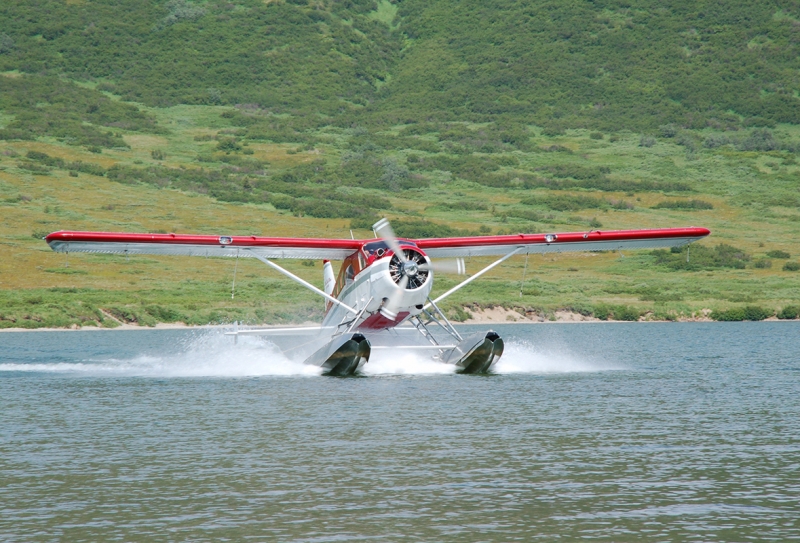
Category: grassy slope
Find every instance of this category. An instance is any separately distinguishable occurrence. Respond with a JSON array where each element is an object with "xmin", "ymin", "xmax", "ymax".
[
  {"xmin": 1, "ymin": 0, "xmax": 799, "ymax": 327},
  {"xmin": 1, "ymin": 101, "xmax": 799, "ymax": 328}
]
